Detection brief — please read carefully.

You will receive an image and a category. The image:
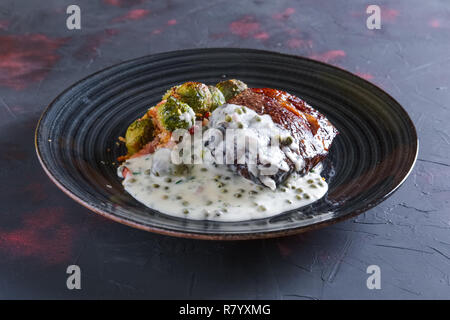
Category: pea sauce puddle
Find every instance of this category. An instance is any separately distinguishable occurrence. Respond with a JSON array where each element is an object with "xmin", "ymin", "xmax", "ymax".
[{"xmin": 118, "ymin": 155, "xmax": 327, "ymax": 222}]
